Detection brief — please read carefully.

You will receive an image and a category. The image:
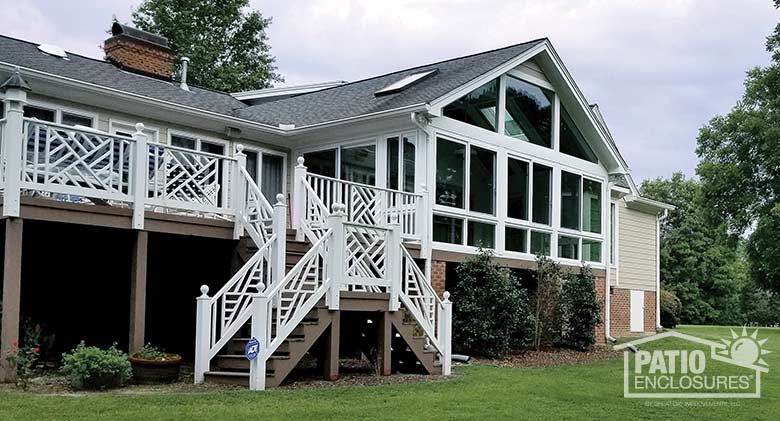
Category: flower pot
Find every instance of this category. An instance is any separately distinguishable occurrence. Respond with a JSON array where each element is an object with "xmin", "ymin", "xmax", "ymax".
[{"xmin": 129, "ymin": 353, "xmax": 182, "ymax": 384}]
